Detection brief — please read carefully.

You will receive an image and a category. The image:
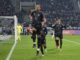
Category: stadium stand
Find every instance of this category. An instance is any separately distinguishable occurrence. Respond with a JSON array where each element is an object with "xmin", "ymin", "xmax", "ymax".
[
  {"xmin": 0, "ymin": 0, "xmax": 80, "ymax": 29},
  {"xmin": 0, "ymin": 0, "xmax": 15, "ymax": 16},
  {"xmin": 20, "ymin": 0, "xmax": 80, "ymax": 29}
]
